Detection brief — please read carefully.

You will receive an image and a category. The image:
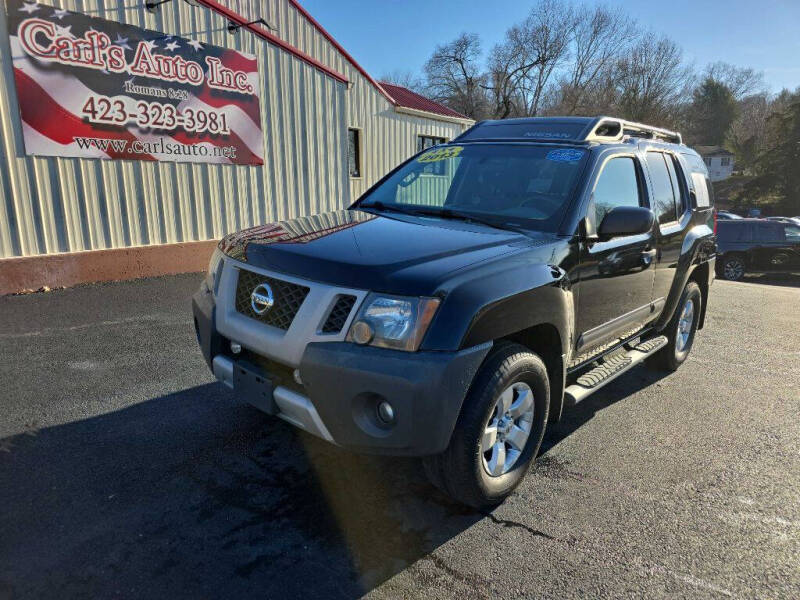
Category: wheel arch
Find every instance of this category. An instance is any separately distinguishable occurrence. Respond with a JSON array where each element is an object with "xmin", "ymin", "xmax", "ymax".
[
  {"xmin": 501, "ymin": 323, "xmax": 566, "ymax": 424},
  {"xmin": 688, "ymin": 261, "xmax": 710, "ymax": 330}
]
